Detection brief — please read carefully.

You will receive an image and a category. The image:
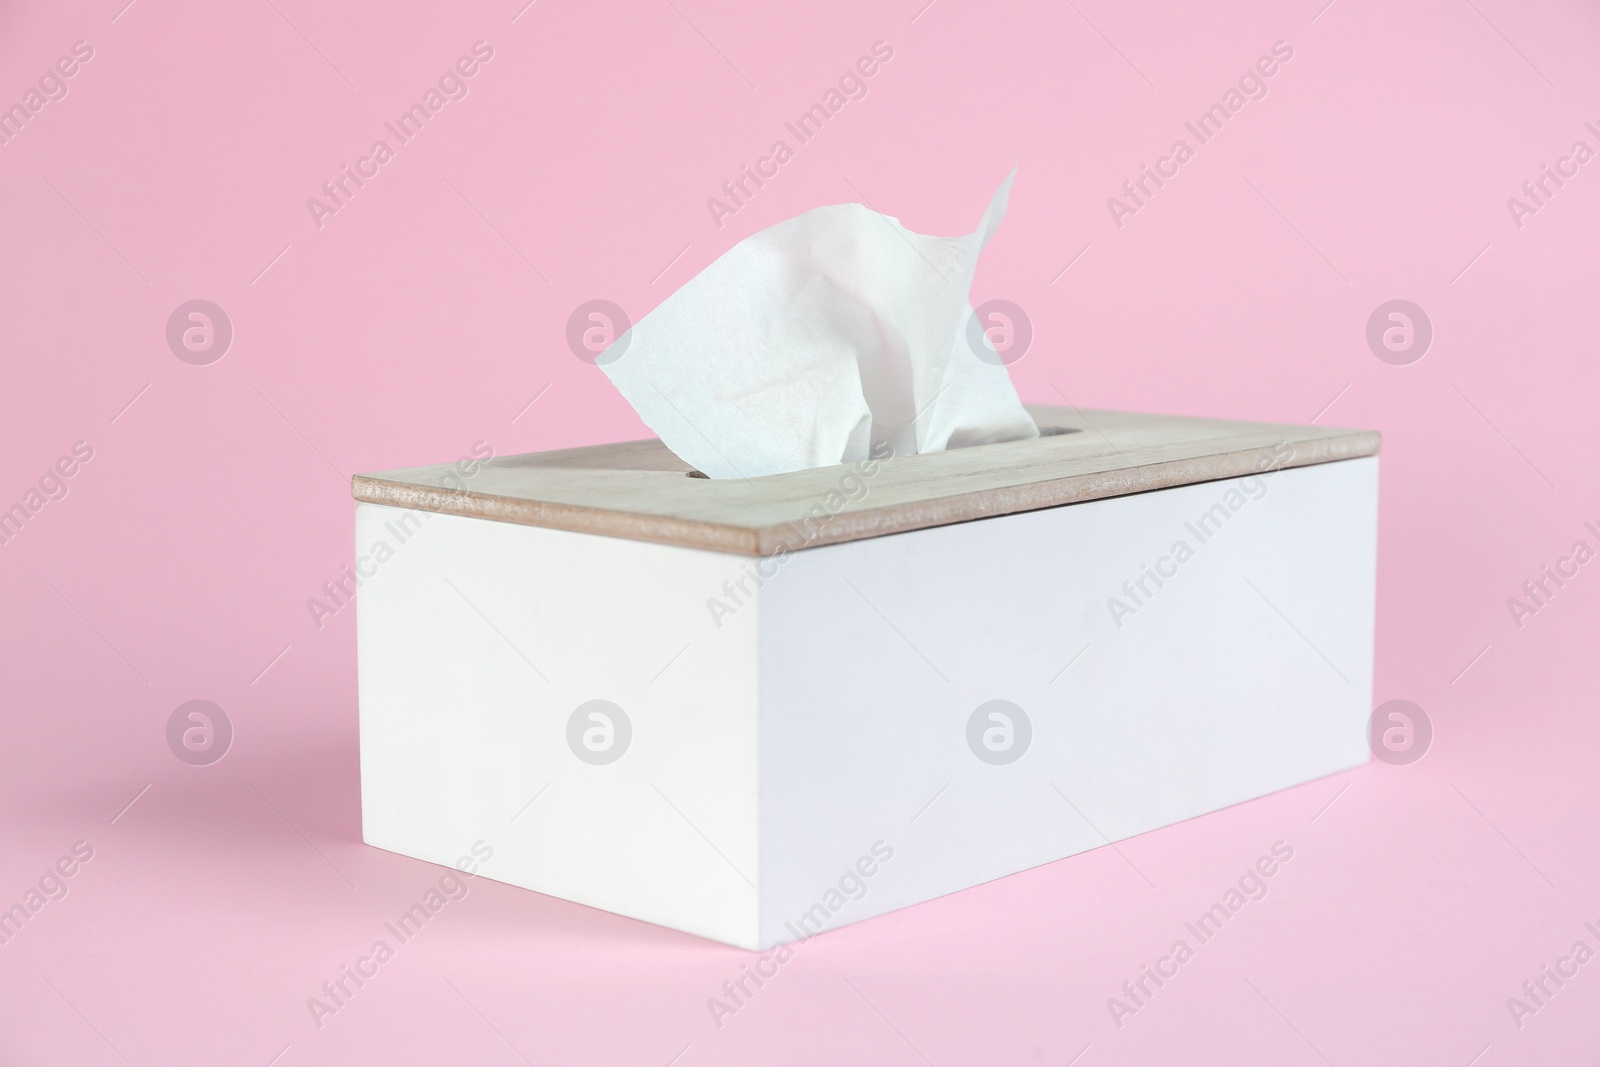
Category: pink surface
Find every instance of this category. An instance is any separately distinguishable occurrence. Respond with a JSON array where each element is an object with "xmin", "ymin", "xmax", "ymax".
[{"xmin": 2, "ymin": 0, "xmax": 1597, "ymax": 1063}]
